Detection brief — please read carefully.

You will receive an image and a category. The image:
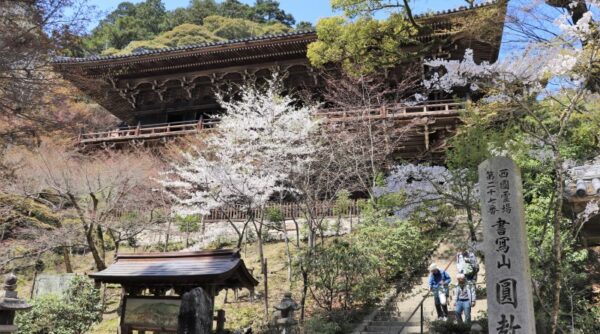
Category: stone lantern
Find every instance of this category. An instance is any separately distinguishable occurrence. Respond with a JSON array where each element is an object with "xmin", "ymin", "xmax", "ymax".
[
  {"xmin": 0, "ymin": 273, "xmax": 31, "ymax": 334},
  {"xmin": 272, "ymin": 292, "xmax": 300, "ymax": 334}
]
